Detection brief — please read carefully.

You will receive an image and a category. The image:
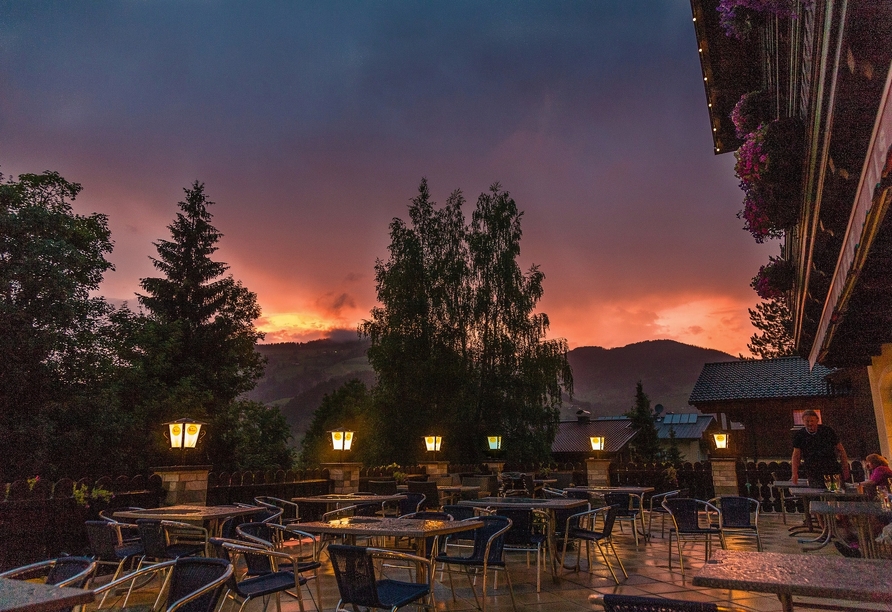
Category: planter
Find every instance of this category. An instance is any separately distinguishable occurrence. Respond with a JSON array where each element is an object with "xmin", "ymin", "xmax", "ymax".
[{"xmin": 752, "ymin": 256, "xmax": 795, "ymax": 300}]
